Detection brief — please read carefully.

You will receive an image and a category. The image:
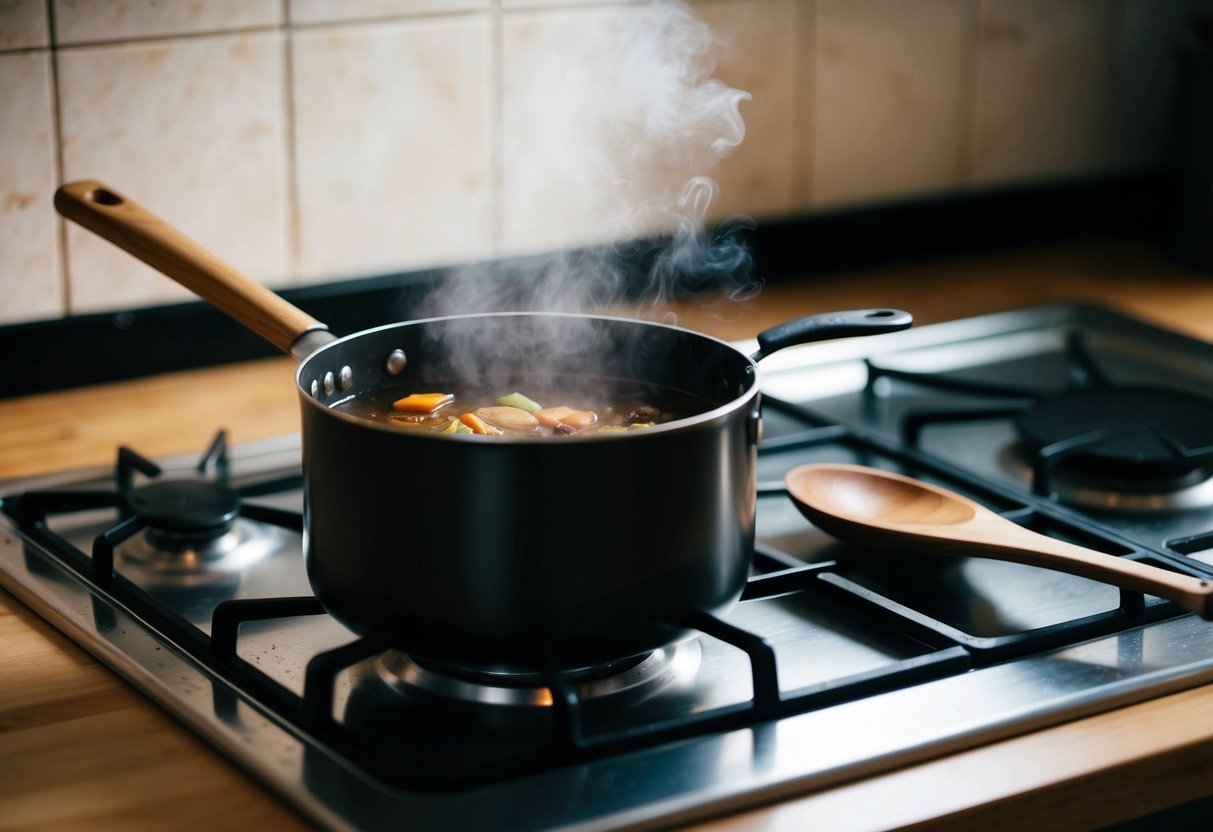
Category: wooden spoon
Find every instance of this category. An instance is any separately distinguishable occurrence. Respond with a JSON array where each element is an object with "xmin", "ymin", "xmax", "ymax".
[{"xmin": 784, "ymin": 462, "xmax": 1213, "ymax": 618}]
